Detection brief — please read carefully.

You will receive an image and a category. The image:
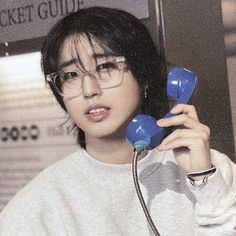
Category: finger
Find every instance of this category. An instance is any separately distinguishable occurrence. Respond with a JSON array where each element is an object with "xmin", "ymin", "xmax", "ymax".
[
  {"xmin": 157, "ymin": 113, "xmax": 208, "ymax": 130},
  {"xmin": 158, "ymin": 137, "xmax": 195, "ymax": 151},
  {"xmin": 159, "ymin": 129, "xmax": 210, "ymax": 148},
  {"xmin": 170, "ymin": 104, "xmax": 199, "ymax": 120},
  {"xmin": 158, "ymin": 136, "xmax": 209, "ymax": 152}
]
